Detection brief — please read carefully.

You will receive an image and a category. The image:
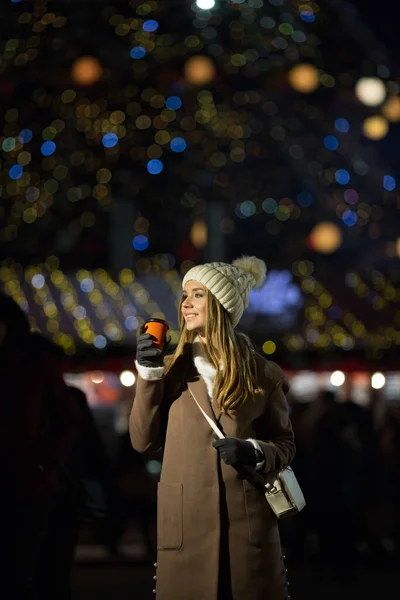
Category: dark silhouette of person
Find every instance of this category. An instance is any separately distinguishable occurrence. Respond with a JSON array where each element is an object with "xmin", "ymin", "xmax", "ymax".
[
  {"xmin": 0, "ymin": 293, "xmax": 81, "ymax": 600},
  {"xmin": 311, "ymin": 389, "xmax": 376, "ymax": 580},
  {"xmin": 35, "ymin": 383, "xmax": 111, "ymax": 599}
]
